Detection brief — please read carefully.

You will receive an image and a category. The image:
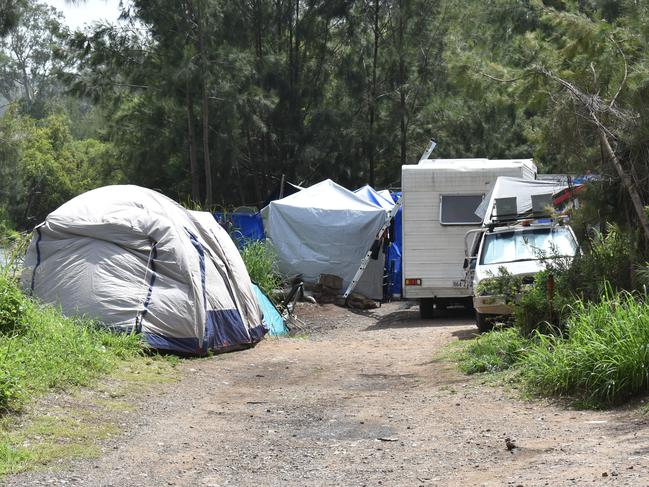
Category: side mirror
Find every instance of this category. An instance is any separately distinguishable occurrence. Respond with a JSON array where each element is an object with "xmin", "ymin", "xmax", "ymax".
[{"xmin": 463, "ymin": 258, "xmax": 469, "ymax": 269}]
